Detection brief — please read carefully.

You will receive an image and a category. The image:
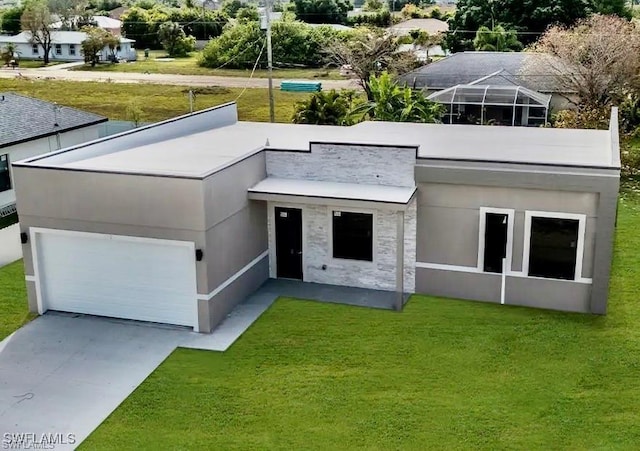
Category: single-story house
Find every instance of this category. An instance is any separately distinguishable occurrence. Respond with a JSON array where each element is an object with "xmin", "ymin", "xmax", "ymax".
[
  {"xmin": 0, "ymin": 31, "xmax": 136, "ymax": 62},
  {"xmin": 0, "ymin": 93, "xmax": 107, "ymax": 218},
  {"xmin": 400, "ymin": 51, "xmax": 577, "ymax": 111},
  {"xmin": 12, "ymin": 103, "xmax": 620, "ymax": 333}
]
